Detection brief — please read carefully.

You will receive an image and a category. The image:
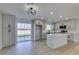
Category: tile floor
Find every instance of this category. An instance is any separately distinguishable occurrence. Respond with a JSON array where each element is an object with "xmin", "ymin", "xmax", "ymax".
[{"xmin": 0, "ymin": 40, "xmax": 79, "ymax": 55}]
